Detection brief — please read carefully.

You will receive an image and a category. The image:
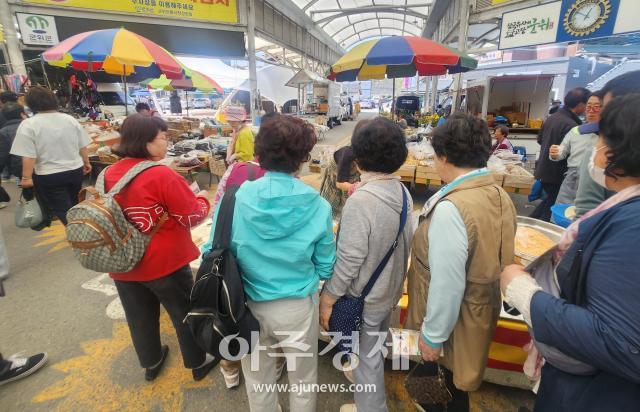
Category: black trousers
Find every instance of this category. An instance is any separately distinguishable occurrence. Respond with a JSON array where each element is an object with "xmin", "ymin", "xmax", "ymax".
[
  {"xmin": 529, "ymin": 182, "xmax": 561, "ymax": 222},
  {"xmin": 115, "ymin": 265, "xmax": 205, "ymax": 369},
  {"xmin": 418, "ymin": 363, "xmax": 470, "ymax": 412},
  {"xmin": 33, "ymin": 167, "xmax": 83, "ymax": 225}
]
